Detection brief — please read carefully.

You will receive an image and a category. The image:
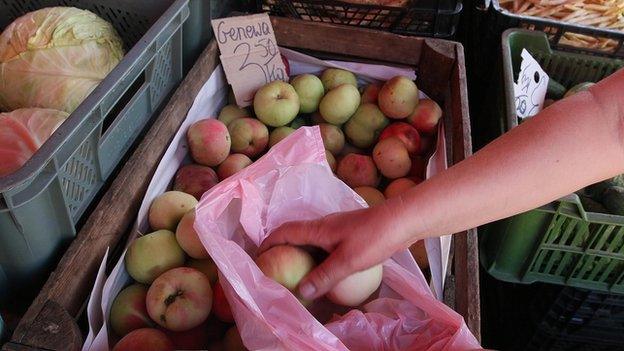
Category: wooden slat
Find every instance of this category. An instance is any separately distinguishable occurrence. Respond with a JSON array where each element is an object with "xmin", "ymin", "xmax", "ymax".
[{"xmin": 4, "ymin": 41, "xmax": 220, "ymax": 351}]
